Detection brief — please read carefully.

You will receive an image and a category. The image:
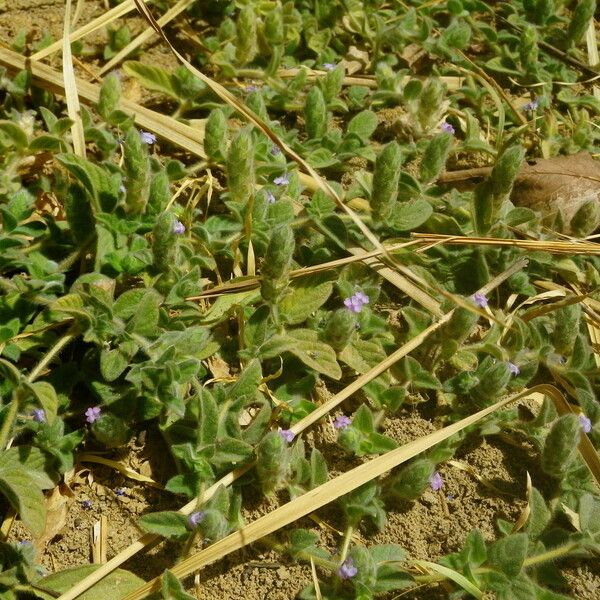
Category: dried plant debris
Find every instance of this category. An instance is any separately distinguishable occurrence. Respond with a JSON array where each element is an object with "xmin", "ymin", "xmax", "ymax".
[{"xmin": 0, "ymin": 1, "xmax": 599, "ymax": 600}]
